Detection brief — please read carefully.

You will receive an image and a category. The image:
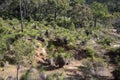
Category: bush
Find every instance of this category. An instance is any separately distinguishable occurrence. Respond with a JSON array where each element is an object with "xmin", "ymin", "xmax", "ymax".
[
  {"xmin": 0, "ymin": 40, "xmax": 7, "ymax": 67},
  {"xmin": 5, "ymin": 33, "xmax": 24, "ymax": 44},
  {"xmin": 98, "ymin": 37, "xmax": 112, "ymax": 46},
  {"xmin": 79, "ymin": 59, "xmax": 107, "ymax": 80},
  {"xmin": 48, "ymin": 44, "xmax": 55, "ymax": 52},
  {"xmin": 57, "ymin": 47, "xmax": 65, "ymax": 53},
  {"xmin": 56, "ymin": 17, "xmax": 75, "ymax": 30},
  {"xmin": 86, "ymin": 47, "xmax": 96, "ymax": 59},
  {"xmin": 13, "ymin": 39, "xmax": 35, "ymax": 64}
]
